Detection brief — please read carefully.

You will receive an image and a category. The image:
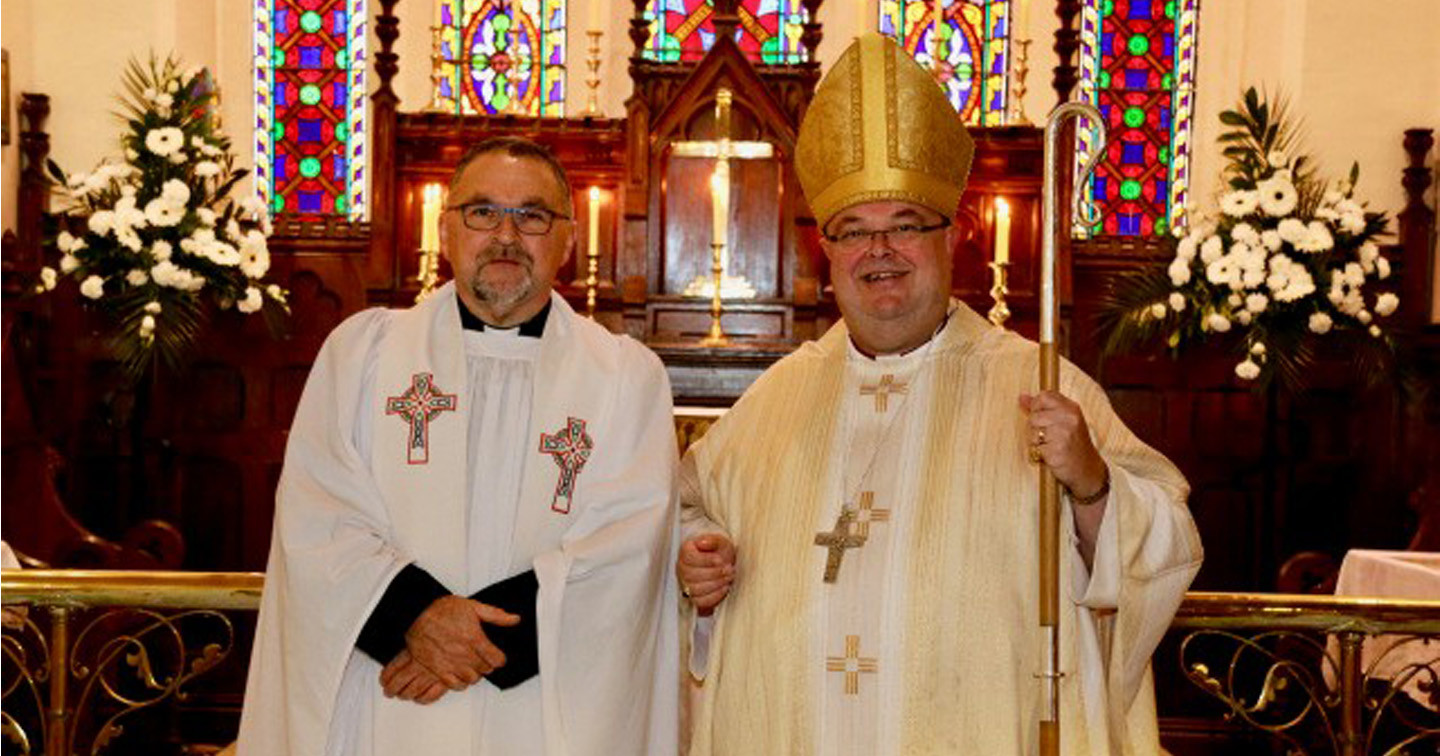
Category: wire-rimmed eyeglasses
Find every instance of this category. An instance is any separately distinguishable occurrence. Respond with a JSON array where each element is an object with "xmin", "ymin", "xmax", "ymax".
[
  {"xmin": 822, "ymin": 218, "xmax": 951, "ymax": 253},
  {"xmin": 447, "ymin": 203, "xmax": 571, "ymax": 236}
]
